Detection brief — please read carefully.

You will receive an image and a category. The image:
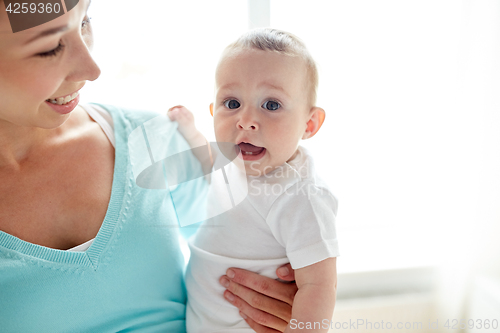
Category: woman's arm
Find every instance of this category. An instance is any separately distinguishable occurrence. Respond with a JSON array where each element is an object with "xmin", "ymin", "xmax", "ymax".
[{"xmin": 219, "ymin": 263, "xmax": 298, "ymax": 332}]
